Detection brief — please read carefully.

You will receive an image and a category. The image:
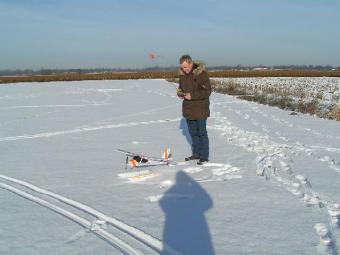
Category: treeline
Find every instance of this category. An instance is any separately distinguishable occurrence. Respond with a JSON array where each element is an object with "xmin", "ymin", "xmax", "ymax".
[
  {"xmin": 1, "ymin": 65, "xmax": 340, "ymax": 76},
  {"xmin": 0, "ymin": 67, "xmax": 177, "ymax": 76},
  {"xmin": 1, "ymin": 70, "xmax": 340, "ymax": 84}
]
